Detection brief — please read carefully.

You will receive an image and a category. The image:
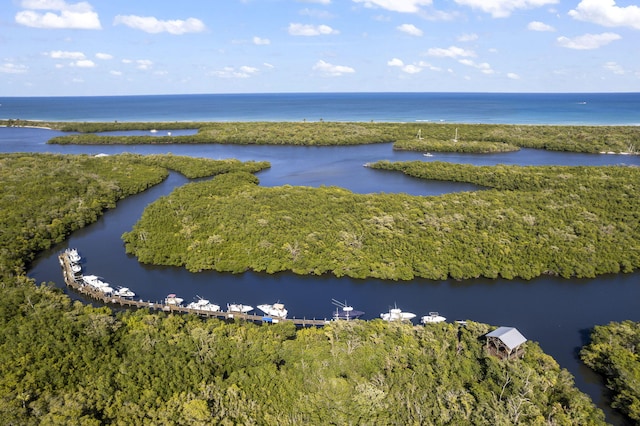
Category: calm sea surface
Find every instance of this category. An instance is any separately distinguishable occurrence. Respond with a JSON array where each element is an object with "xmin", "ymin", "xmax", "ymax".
[
  {"xmin": 2, "ymin": 93, "xmax": 640, "ymax": 425},
  {"xmin": 1, "ymin": 92, "xmax": 640, "ymax": 124}
]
